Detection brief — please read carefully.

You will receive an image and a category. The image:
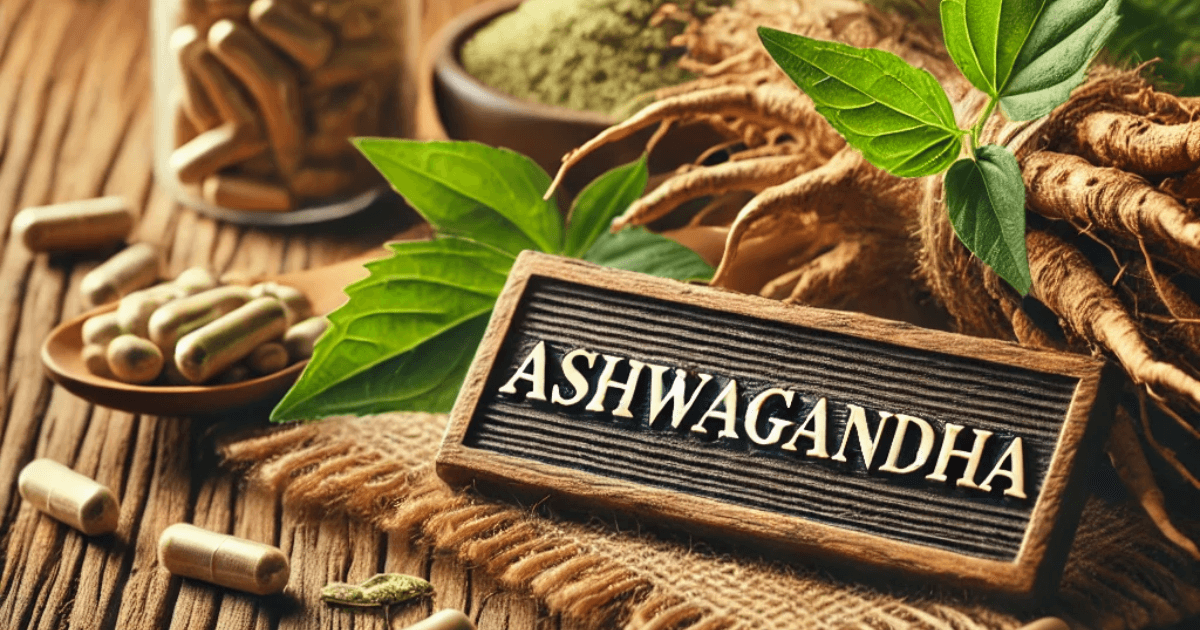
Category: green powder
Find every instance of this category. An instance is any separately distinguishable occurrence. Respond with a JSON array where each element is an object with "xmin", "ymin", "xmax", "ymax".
[{"xmin": 461, "ymin": 0, "xmax": 717, "ymax": 117}]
